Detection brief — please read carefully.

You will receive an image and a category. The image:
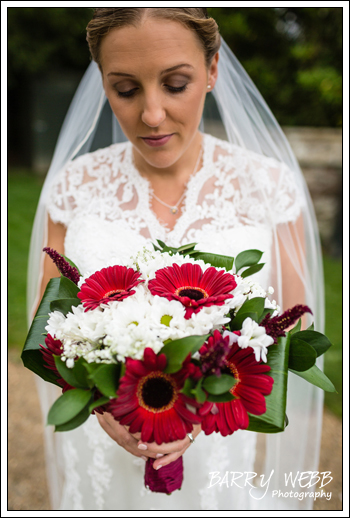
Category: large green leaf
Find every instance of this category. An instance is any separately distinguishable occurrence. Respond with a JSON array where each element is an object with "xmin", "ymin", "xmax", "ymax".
[
  {"xmin": 288, "ymin": 338, "xmax": 317, "ymax": 372},
  {"xmin": 290, "ymin": 365, "xmax": 337, "ymax": 392},
  {"xmin": 190, "ymin": 252, "xmax": 234, "ymax": 271},
  {"xmin": 162, "ymin": 335, "xmax": 209, "ymax": 374},
  {"xmin": 86, "ymin": 363, "xmax": 121, "ymax": 398},
  {"xmin": 54, "ymin": 404, "xmax": 91, "ymax": 432},
  {"xmin": 54, "ymin": 356, "xmax": 93, "ymax": 389},
  {"xmin": 241, "ymin": 263, "xmax": 266, "ymax": 279},
  {"xmin": 247, "ymin": 334, "xmax": 290, "ymax": 433},
  {"xmin": 50, "ymin": 298, "xmax": 80, "ymax": 315},
  {"xmin": 235, "ymin": 250, "xmax": 263, "ymax": 273},
  {"xmin": 47, "ymin": 389, "xmax": 93, "ymax": 426},
  {"xmin": 57, "ymin": 276, "xmax": 80, "ymax": 299},
  {"xmin": 206, "ymin": 392, "xmax": 235, "ymax": 403},
  {"xmin": 236, "ymin": 297, "xmax": 266, "ymax": 319},
  {"xmin": 21, "ymin": 278, "xmax": 61, "ymax": 384},
  {"xmin": 202, "ymin": 374, "xmax": 235, "ymax": 395},
  {"xmin": 291, "ymin": 330, "xmax": 332, "ymax": 358}
]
